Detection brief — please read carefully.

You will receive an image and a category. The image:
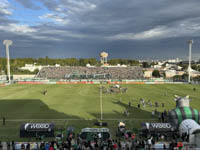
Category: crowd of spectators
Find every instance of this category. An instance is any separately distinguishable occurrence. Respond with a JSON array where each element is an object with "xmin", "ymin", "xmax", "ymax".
[
  {"xmin": 36, "ymin": 66, "xmax": 143, "ymax": 80},
  {"xmin": 1, "ymin": 133, "xmax": 188, "ymax": 150}
]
